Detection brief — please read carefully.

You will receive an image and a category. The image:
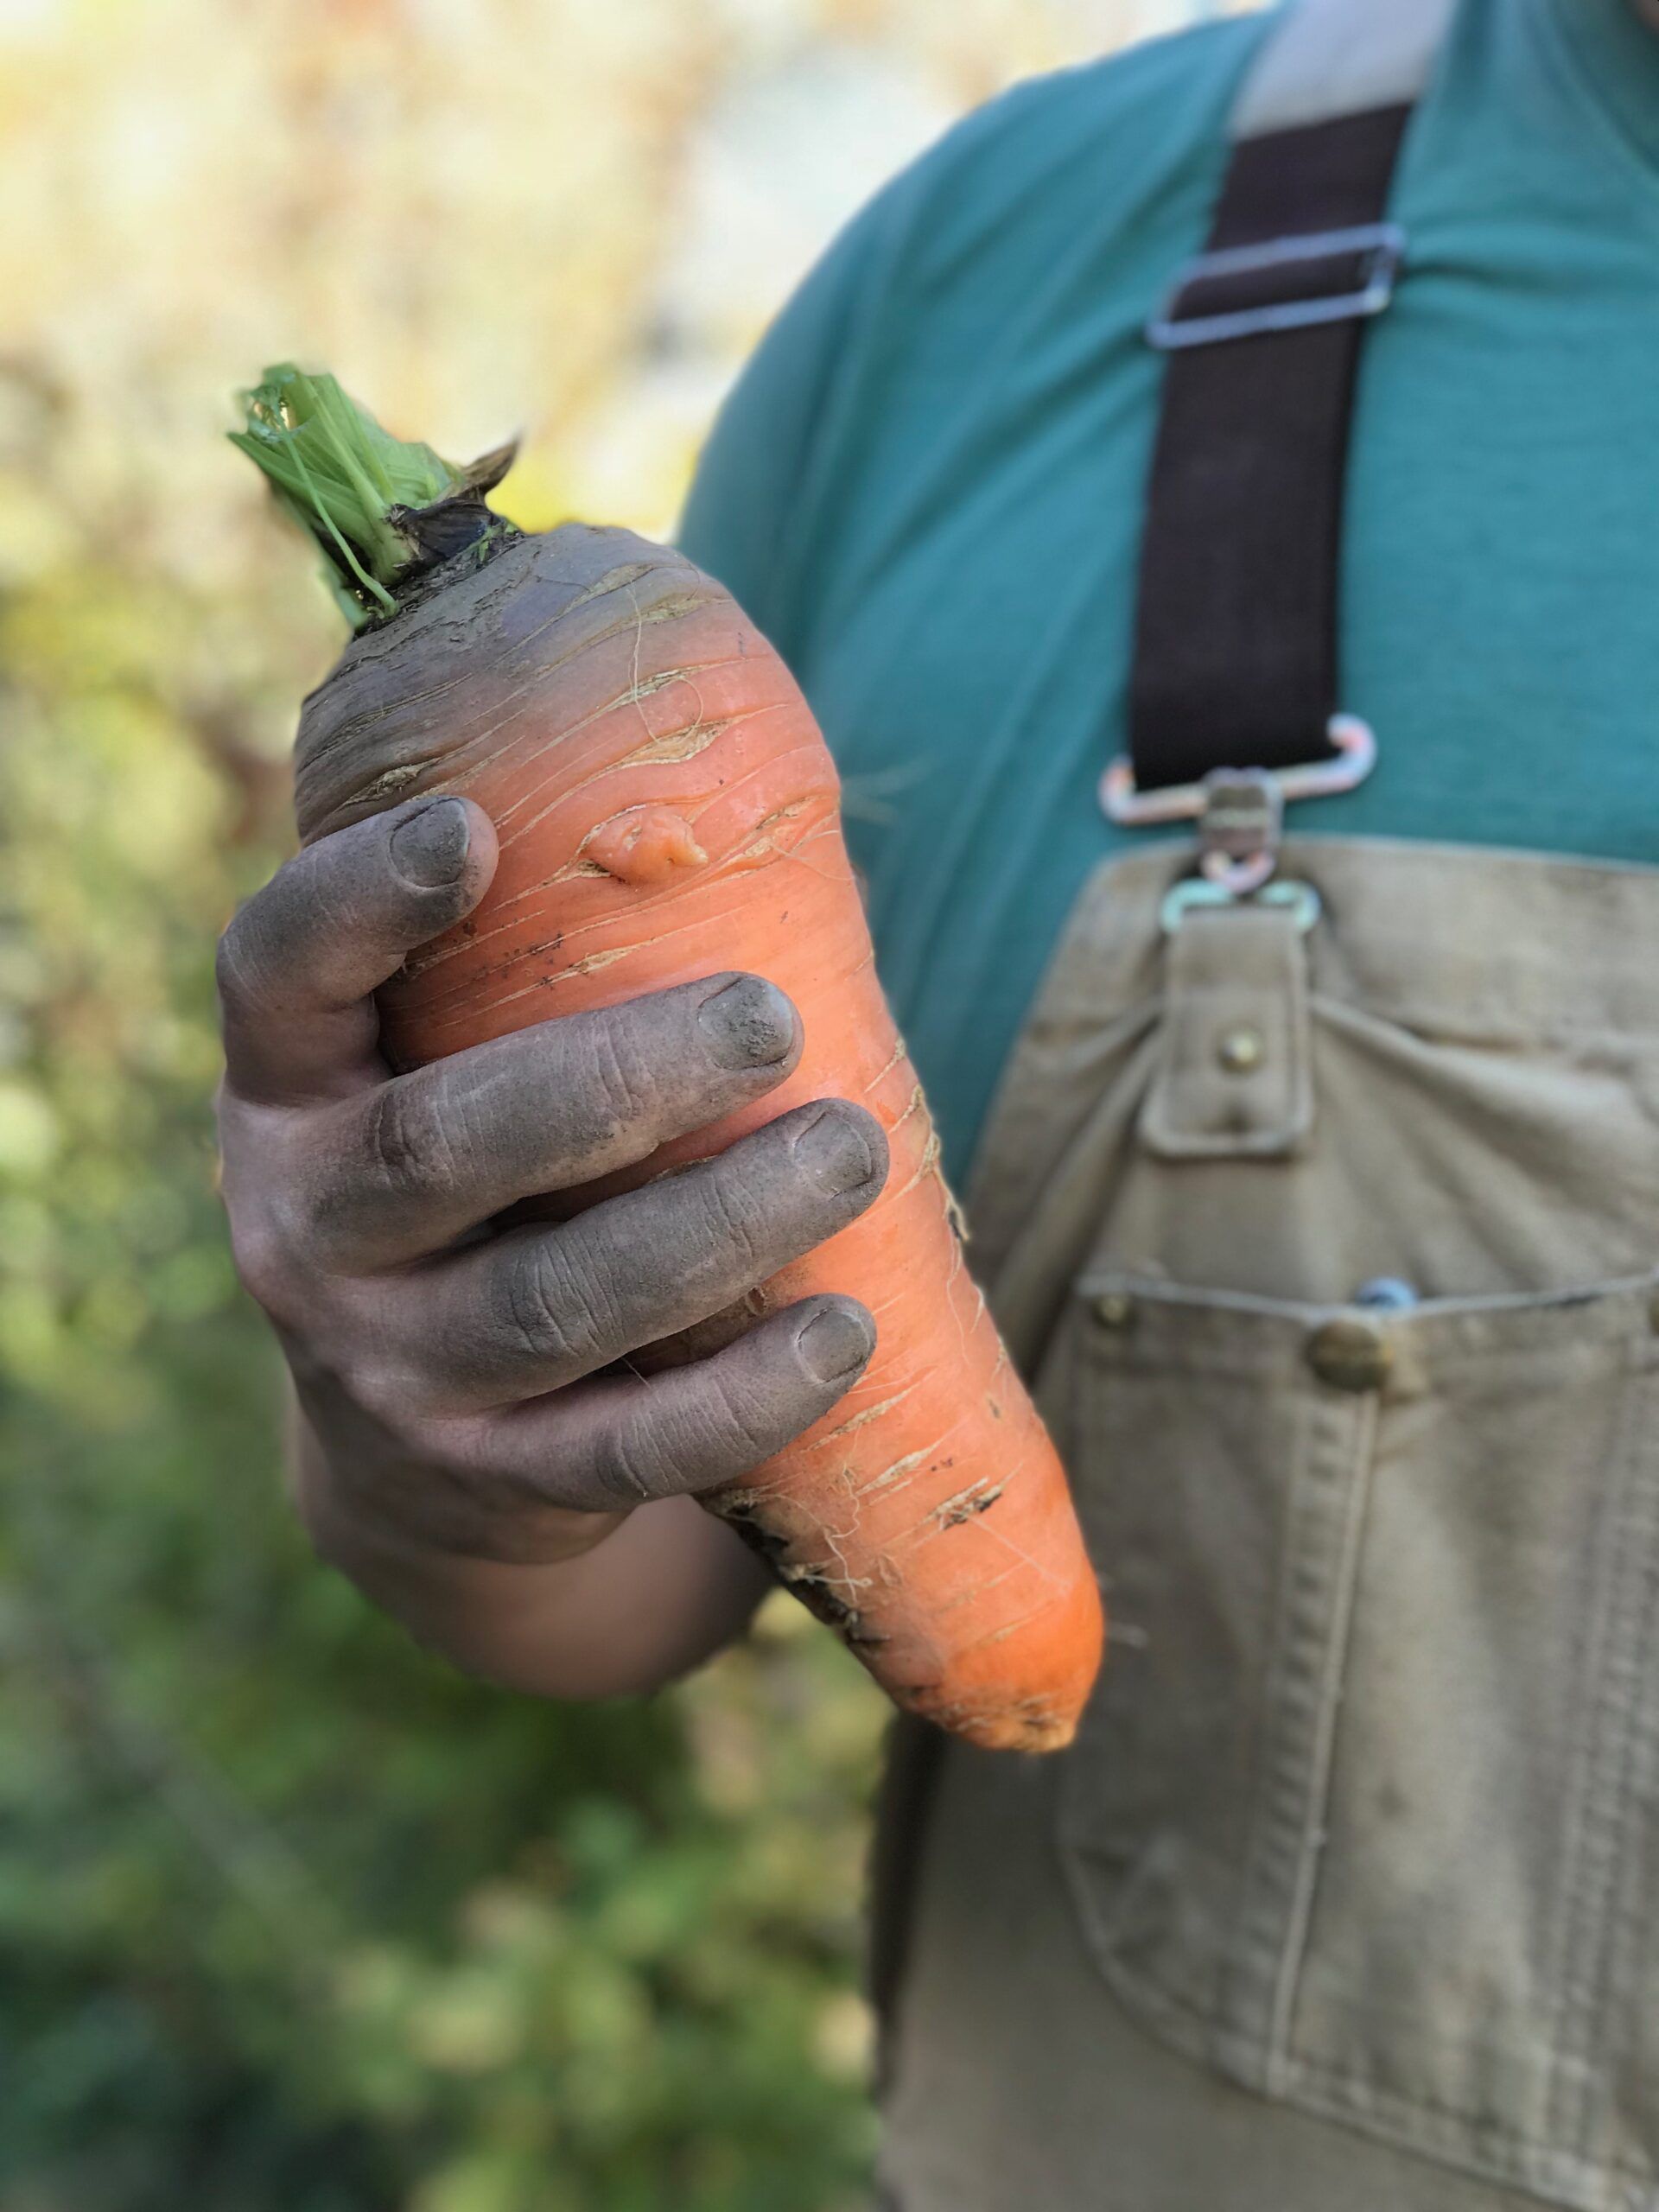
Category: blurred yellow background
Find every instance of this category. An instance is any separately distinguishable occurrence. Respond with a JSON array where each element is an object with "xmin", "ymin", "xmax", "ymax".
[{"xmin": 0, "ymin": 4, "xmax": 1236, "ymax": 2208}]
